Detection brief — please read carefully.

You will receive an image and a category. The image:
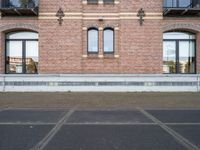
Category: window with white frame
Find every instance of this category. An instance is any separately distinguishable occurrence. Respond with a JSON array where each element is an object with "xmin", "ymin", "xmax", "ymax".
[
  {"xmin": 88, "ymin": 28, "xmax": 99, "ymax": 53},
  {"xmin": 103, "ymin": 28, "xmax": 114, "ymax": 53}
]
